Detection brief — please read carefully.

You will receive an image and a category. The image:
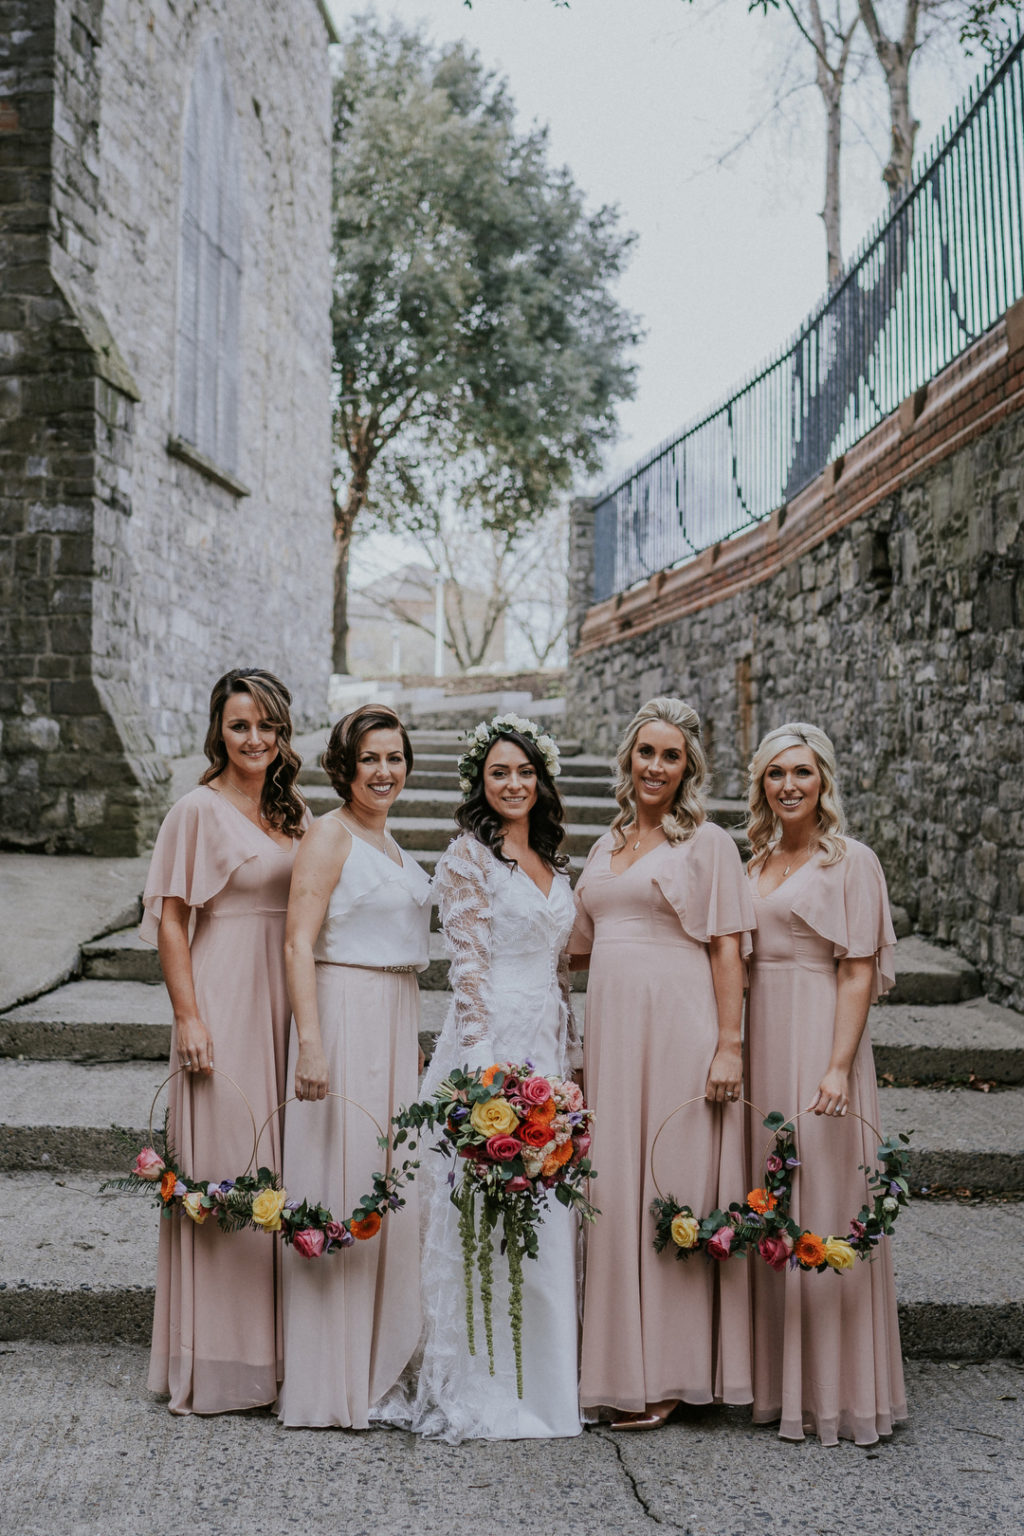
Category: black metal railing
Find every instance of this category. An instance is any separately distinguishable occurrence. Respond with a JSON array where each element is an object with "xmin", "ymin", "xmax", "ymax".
[{"xmin": 591, "ymin": 32, "xmax": 1024, "ymax": 603}]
